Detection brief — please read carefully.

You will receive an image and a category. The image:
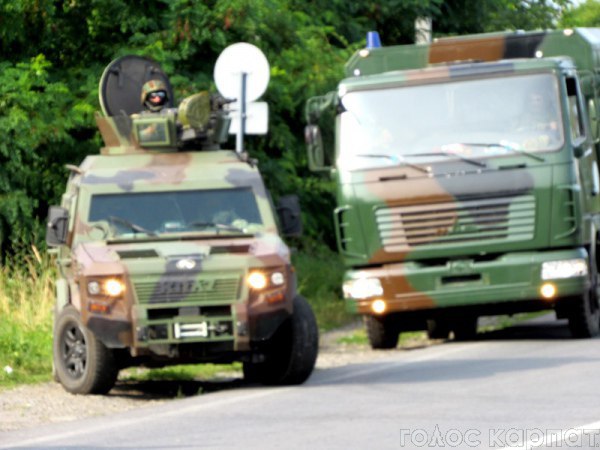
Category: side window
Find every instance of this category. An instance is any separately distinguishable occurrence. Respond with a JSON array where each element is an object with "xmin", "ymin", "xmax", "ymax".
[{"xmin": 566, "ymin": 77, "xmax": 586, "ymax": 141}]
